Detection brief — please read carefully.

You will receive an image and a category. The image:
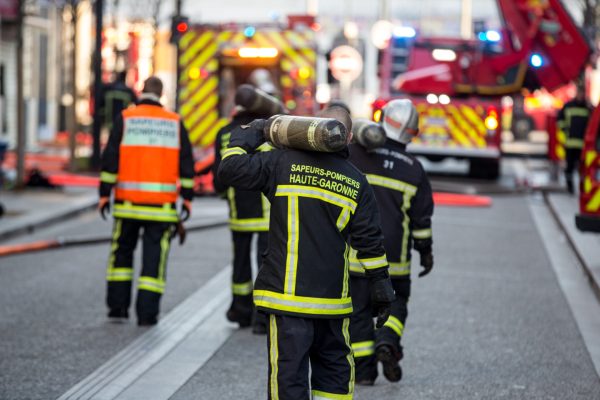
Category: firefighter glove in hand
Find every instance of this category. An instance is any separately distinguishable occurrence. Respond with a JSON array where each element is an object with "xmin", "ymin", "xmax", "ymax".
[
  {"xmin": 99, "ymin": 197, "xmax": 110, "ymax": 220},
  {"xmin": 180, "ymin": 200, "xmax": 192, "ymax": 222},
  {"xmin": 229, "ymin": 119, "xmax": 266, "ymax": 153},
  {"xmin": 419, "ymin": 251, "xmax": 434, "ymax": 278},
  {"xmin": 171, "ymin": 222, "xmax": 187, "ymax": 245},
  {"xmin": 370, "ymin": 275, "xmax": 396, "ymax": 328}
]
